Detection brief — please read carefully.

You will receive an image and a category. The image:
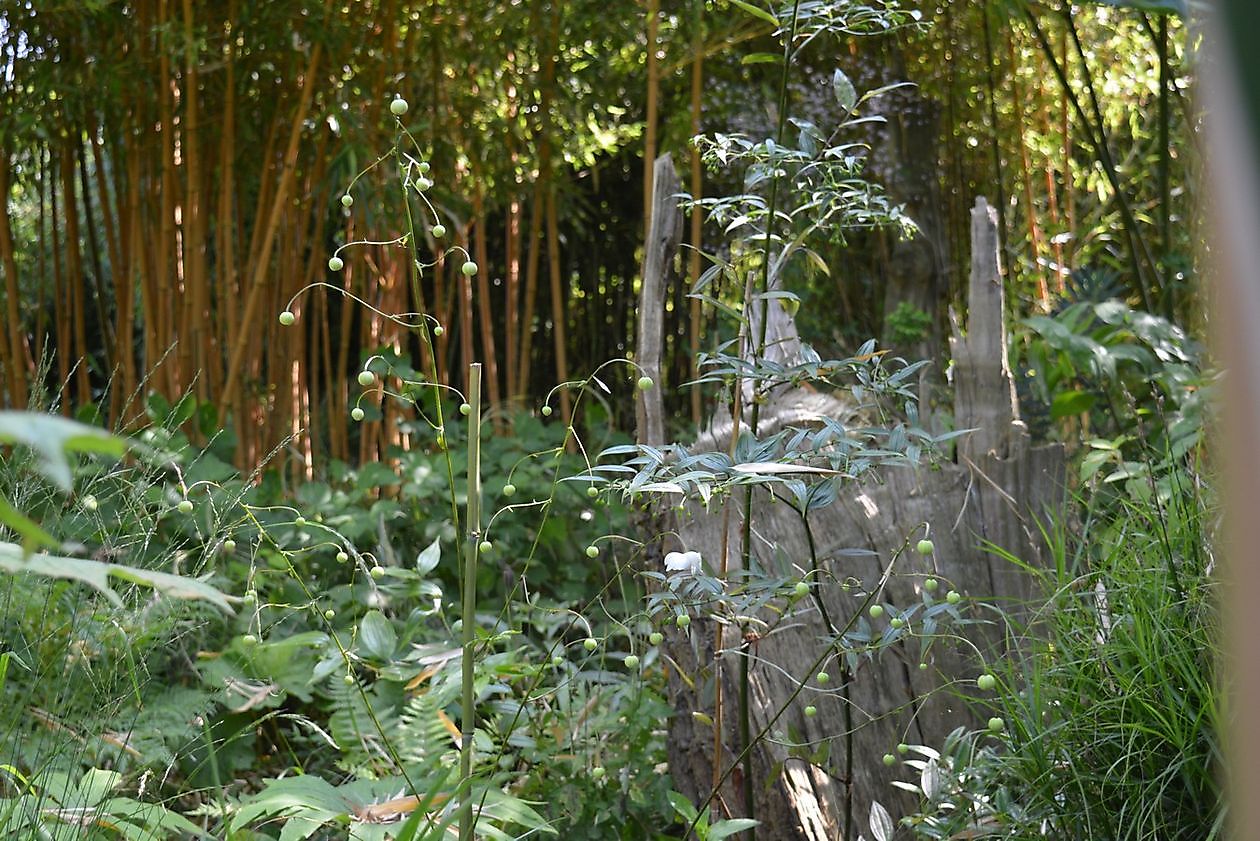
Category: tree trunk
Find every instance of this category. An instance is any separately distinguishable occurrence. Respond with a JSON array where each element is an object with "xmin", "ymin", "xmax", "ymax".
[{"xmin": 643, "ymin": 198, "xmax": 1064, "ymax": 840}]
